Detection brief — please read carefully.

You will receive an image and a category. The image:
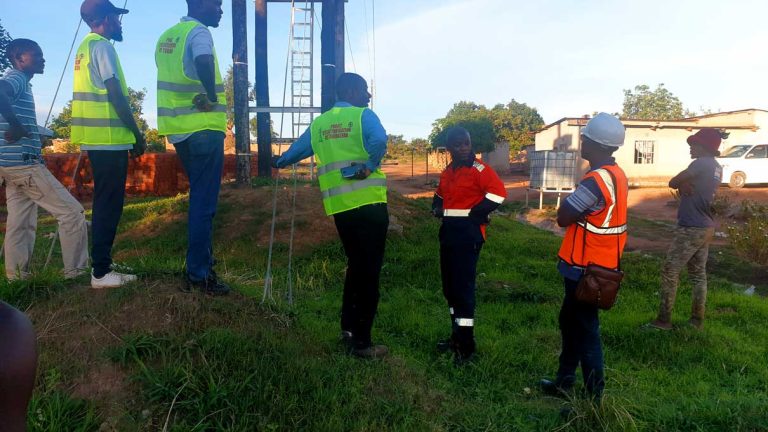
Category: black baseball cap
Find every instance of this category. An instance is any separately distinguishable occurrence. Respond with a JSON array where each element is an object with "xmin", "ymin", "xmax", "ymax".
[{"xmin": 80, "ymin": 0, "xmax": 129, "ymax": 24}]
